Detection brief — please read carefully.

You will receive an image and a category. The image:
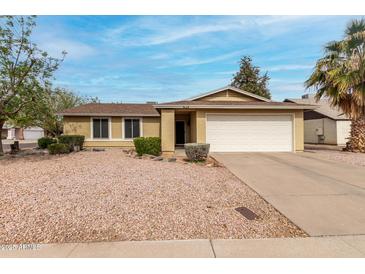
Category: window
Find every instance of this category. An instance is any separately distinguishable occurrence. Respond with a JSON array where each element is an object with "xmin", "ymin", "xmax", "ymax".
[
  {"xmin": 93, "ymin": 118, "xmax": 109, "ymax": 139},
  {"xmin": 124, "ymin": 118, "xmax": 140, "ymax": 139}
]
